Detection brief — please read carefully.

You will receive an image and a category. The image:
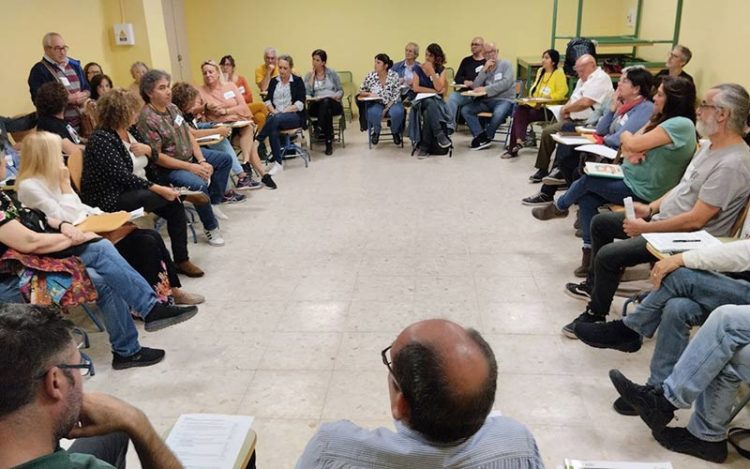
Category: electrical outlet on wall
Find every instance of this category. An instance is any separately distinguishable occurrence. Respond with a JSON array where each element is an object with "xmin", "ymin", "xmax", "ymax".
[{"xmin": 626, "ymin": 8, "xmax": 636, "ymax": 27}]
